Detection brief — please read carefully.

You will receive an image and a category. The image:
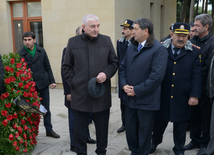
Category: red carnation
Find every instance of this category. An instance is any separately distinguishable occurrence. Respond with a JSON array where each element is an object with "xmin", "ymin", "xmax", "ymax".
[
  {"xmin": 11, "ymin": 88, "xmax": 14, "ymax": 91},
  {"xmin": 23, "ymin": 71, "xmax": 27, "ymax": 75},
  {"xmin": 15, "ymin": 146, "xmax": 20, "ymax": 151},
  {"xmin": 15, "ymin": 132, "xmax": 19, "ymax": 138},
  {"xmin": 23, "ymin": 148, "xmax": 27, "ymax": 153},
  {"xmin": 24, "ymin": 125, "xmax": 28, "ymax": 131},
  {"xmin": 2, "ymin": 120, "xmax": 8, "ymax": 126},
  {"xmin": 16, "ymin": 72, "xmax": 20, "ymax": 77},
  {"xmin": 24, "ymin": 141, "xmax": 27, "ymax": 146},
  {"xmin": 17, "ymin": 126, "xmax": 22, "ymax": 131},
  {"xmin": 29, "ymin": 135, "xmax": 33, "ymax": 140},
  {"xmin": 23, "ymin": 66, "xmax": 27, "ymax": 70},
  {"xmin": 30, "ymin": 140, "xmax": 34, "ymax": 145},
  {"xmin": 24, "ymin": 84, "xmax": 29, "ymax": 89},
  {"xmin": 28, "ymin": 92, "xmax": 33, "ymax": 98},
  {"xmin": 13, "ymin": 113, "xmax": 18, "ymax": 119},
  {"xmin": 21, "ymin": 119, "xmax": 26, "ymax": 125},
  {"xmin": 4, "ymin": 92, "xmax": 9, "ymax": 97},
  {"xmin": 27, "ymin": 117, "xmax": 31, "ymax": 121},
  {"xmin": 28, "ymin": 68, "xmax": 31, "ymax": 71},
  {"xmin": 21, "ymin": 58, "xmax": 25, "ymax": 62},
  {"xmin": 21, "ymin": 77, "xmax": 25, "ymax": 81},
  {"xmin": 16, "ymin": 63, "xmax": 22, "ymax": 68},
  {"xmin": 29, "ymin": 121, "xmax": 33, "ymax": 125},
  {"xmin": 10, "ymin": 77, "xmax": 16, "ymax": 82},
  {"xmin": 10, "ymin": 58, "xmax": 15, "ymax": 64},
  {"xmin": 1, "ymin": 94, "xmax": 5, "ymax": 100},
  {"xmin": 1, "ymin": 110, "xmax": 8, "ymax": 116},
  {"xmin": 13, "ymin": 141, "xmax": 17, "ymax": 147},
  {"xmin": 7, "ymin": 115, "xmax": 13, "ymax": 121},
  {"xmin": 19, "ymin": 110, "xmax": 26, "ymax": 116},
  {"xmin": 17, "ymin": 90, "xmax": 20, "ymax": 93},
  {"xmin": 5, "ymin": 78, "xmax": 10, "ymax": 84},
  {"xmin": 9, "ymin": 134, "xmax": 14, "ymax": 141},
  {"xmin": 26, "ymin": 99, "xmax": 29, "ymax": 103},
  {"xmin": 23, "ymin": 92, "xmax": 28, "ymax": 97},
  {"xmin": 5, "ymin": 103, "xmax": 11, "ymax": 108},
  {"xmin": 4, "ymin": 66, "xmax": 10, "ymax": 72},
  {"xmin": 9, "ymin": 68, "xmax": 14, "ymax": 73},
  {"xmin": 19, "ymin": 138, "xmax": 23, "ymax": 144},
  {"xmin": 13, "ymin": 124, "xmax": 17, "ymax": 129},
  {"xmin": 23, "ymin": 134, "xmax": 27, "ymax": 140}
]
